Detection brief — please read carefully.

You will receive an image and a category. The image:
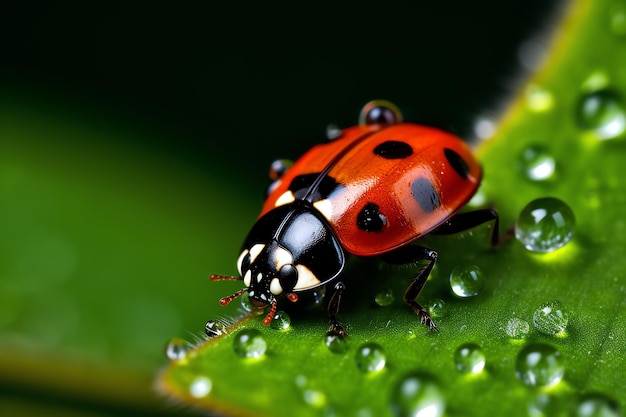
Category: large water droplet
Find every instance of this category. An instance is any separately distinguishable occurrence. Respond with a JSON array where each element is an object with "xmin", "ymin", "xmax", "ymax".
[
  {"xmin": 450, "ymin": 265, "xmax": 484, "ymax": 298},
  {"xmin": 515, "ymin": 197, "xmax": 576, "ymax": 252},
  {"xmin": 189, "ymin": 376, "xmax": 212, "ymax": 398},
  {"xmin": 574, "ymin": 394, "xmax": 622, "ymax": 417},
  {"xmin": 355, "ymin": 343, "xmax": 386, "ymax": 373},
  {"xmin": 325, "ymin": 333, "xmax": 349, "ymax": 354},
  {"xmin": 505, "ymin": 318, "xmax": 530, "ymax": 339},
  {"xmin": 270, "ymin": 311, "xmax": 291, "ymax": 330},
  {"xmin": 390, "ymin": 372, "xmax": 445, "ymax": 417},
  {"xmin": 233, "ymin": 329, "xmax": 267, "ymax": 359},
  {"xmin": 533, "ymin": 301, "xmax": 569, "ymax": 335},
  {"xmin": 374, "ymin": 288, "xmax": 395, "ymax": 307},
  {"xmin": 576, "ymin": 89, "xmax": 626, "ymax": 140},
  {"xmin": 515, "ymin": 343, "xmax": 564, "ymax": 388},
  {"xmin": 519, "ymin": 146, "xmax": 556, "ymax": 181},
  {"xmin": 164, "ymin": 337, "xmax": 189, "ymax": 361},
  {"xmin": 454, "ymin": 343, "xmax": 486, "ymax": 373}
]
